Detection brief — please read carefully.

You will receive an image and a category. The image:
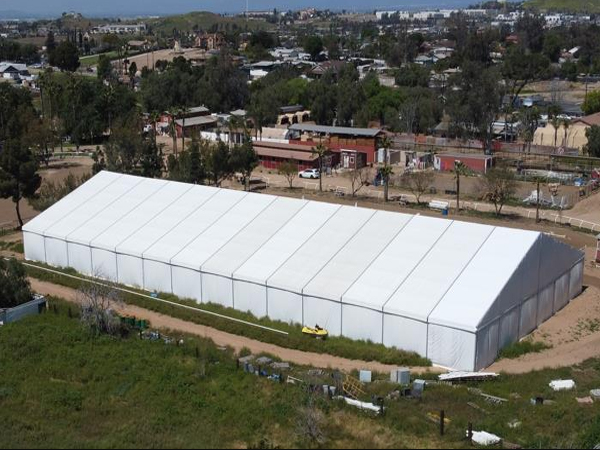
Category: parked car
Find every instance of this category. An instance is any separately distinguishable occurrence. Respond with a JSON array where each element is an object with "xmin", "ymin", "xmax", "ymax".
[{"xmin": 299, "ymin": 168, "xmax": 320, "ymax": 179}]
